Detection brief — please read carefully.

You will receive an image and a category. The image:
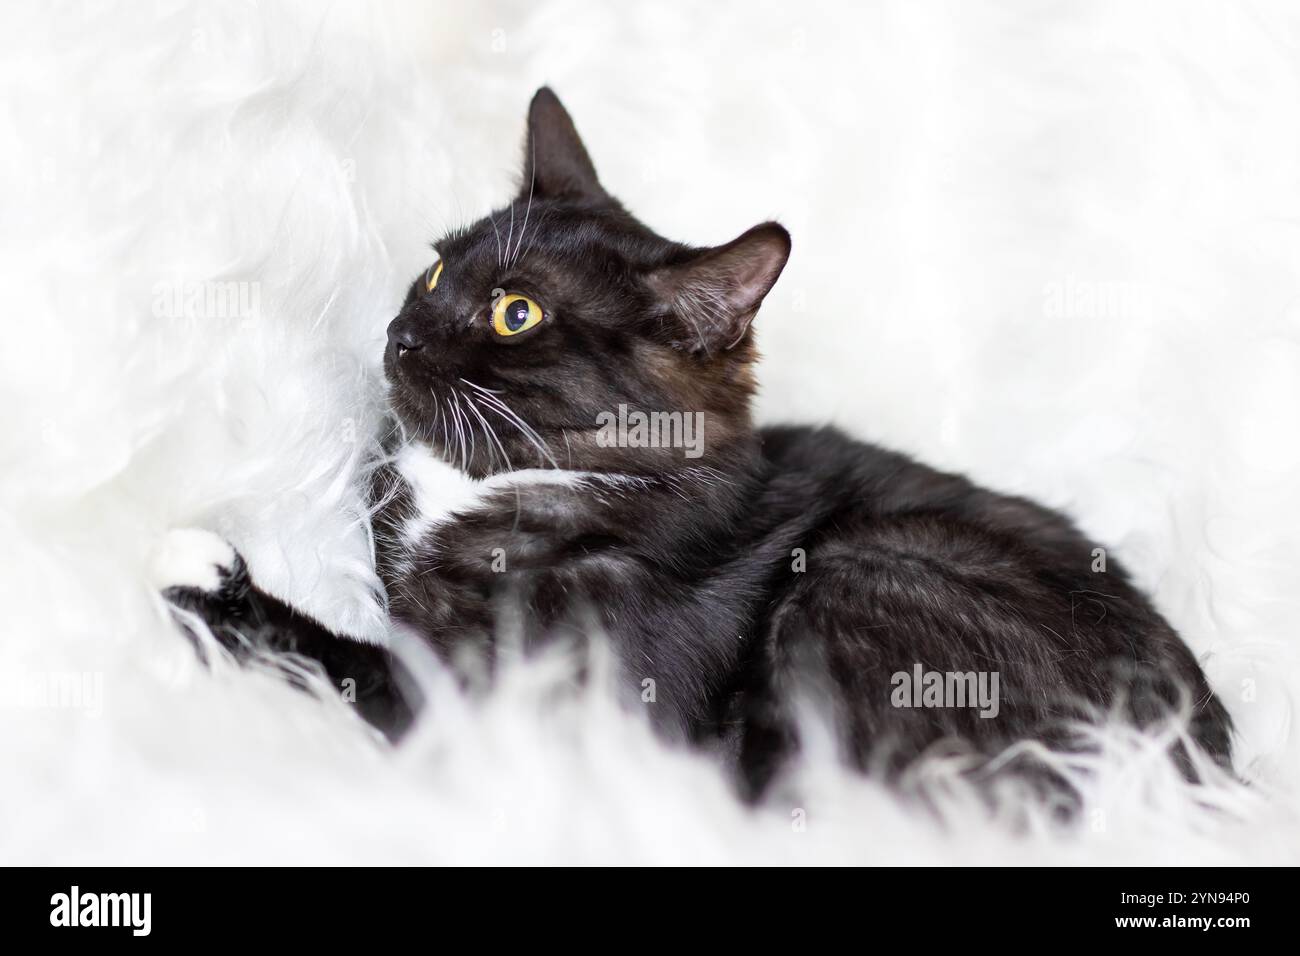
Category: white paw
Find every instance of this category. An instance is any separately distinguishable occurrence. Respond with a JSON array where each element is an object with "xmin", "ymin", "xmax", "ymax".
[{"xmin": 150, "ymin": 528, "xmax": 238, "ymax": 593}]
